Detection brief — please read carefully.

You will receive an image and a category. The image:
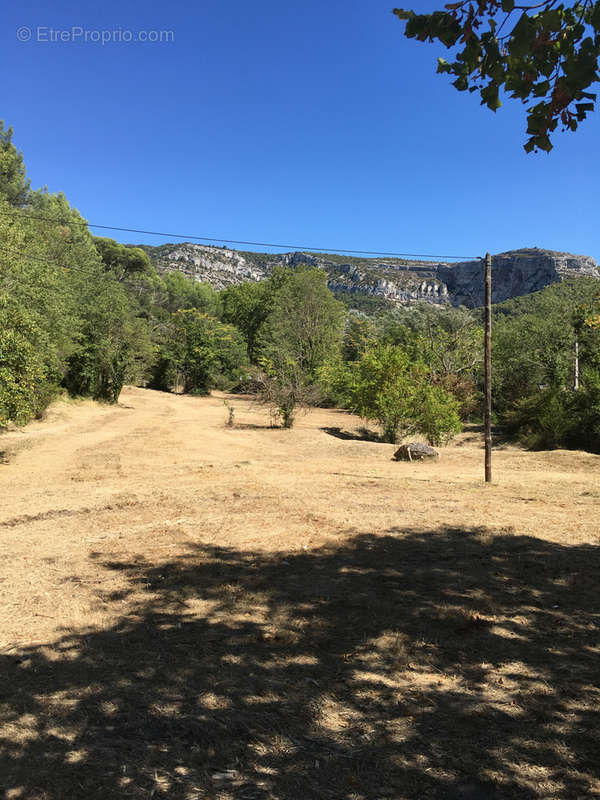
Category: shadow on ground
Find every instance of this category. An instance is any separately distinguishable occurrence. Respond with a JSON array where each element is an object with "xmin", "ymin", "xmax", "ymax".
[
  {"xmin": 230, "ymin": 423, "xmax": 282, "ymax": 431},
  {"xmin": 321, "ymin": 427, "xmax": 382, "ymax": 443},
  {"xmin": 2, "ymin": 527, "xmax": 599, "ymax": 799}
]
